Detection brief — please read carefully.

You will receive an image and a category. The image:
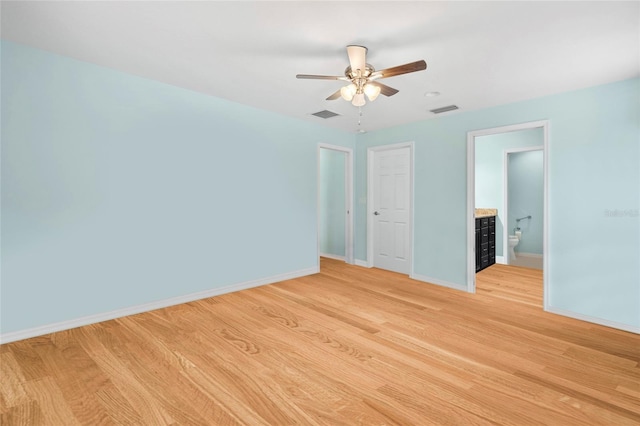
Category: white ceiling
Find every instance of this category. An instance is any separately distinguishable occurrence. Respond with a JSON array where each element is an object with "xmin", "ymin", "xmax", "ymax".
[{"xmin": 2, "ymin": 1, "xmax": 639, "ymax": 133}]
